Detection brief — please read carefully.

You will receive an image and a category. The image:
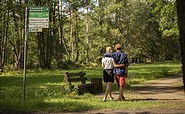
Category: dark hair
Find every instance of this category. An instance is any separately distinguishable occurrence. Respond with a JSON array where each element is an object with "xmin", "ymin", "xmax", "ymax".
[{"xmin": 117, "ymin": 48, "xmax": 121, "ymax": 50}]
